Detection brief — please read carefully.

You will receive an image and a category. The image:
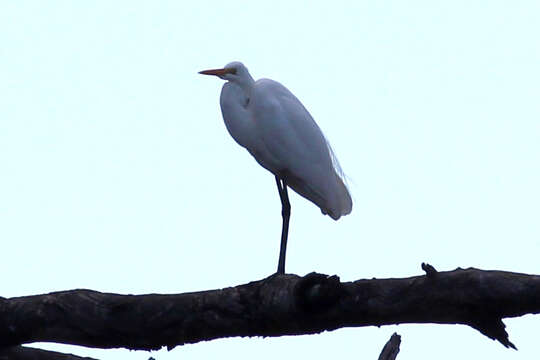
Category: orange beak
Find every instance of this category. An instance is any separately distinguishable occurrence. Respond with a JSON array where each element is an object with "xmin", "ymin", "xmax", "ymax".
[{"xmin": 198, "ymin": 68, "xmax": 237, "ymax": 76}]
